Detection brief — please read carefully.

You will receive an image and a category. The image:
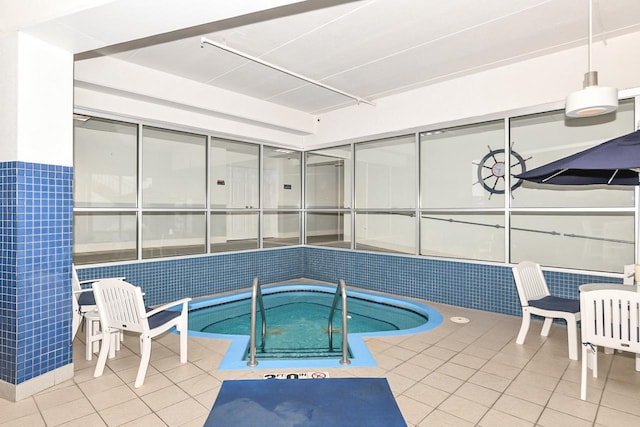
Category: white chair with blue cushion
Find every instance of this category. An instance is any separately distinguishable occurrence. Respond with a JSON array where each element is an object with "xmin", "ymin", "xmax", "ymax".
[
  {"xmin": 512, "ymin": 261, "xmax": 581, "ymax": 360},
  {"xmin": 579, "ymin": 284, "xmax": 640, "ymax": 400},
  {"xmin": 91, "ymin": 278, "xmax": 191, "ymax": 388}
]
